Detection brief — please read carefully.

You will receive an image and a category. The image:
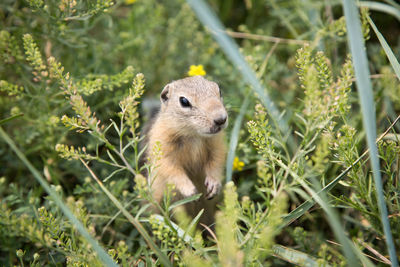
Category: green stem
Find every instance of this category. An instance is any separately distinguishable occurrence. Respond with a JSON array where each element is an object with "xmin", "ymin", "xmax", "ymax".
[{"xmin": 79, "ymin": 159, "xmax": 172, "ymax": 267}]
